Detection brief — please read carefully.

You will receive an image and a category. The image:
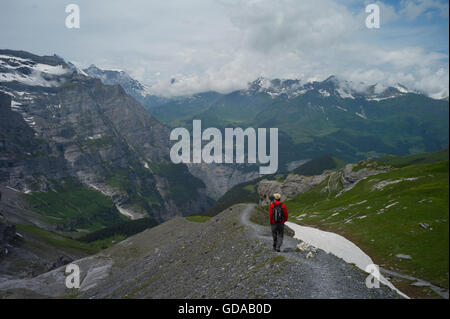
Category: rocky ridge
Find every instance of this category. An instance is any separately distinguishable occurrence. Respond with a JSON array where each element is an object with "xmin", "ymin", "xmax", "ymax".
[
  {"xmin": 0, "ymin": 204, "xmax": 400, "ymax": 299},
  {"xmin": 258, "ymin": 160, "xmax": 391, "ymax": 205}
]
